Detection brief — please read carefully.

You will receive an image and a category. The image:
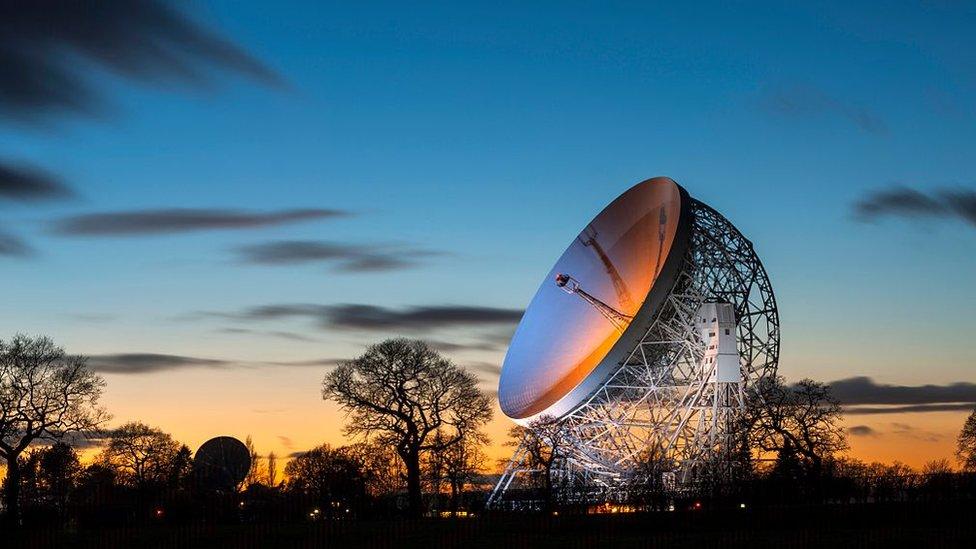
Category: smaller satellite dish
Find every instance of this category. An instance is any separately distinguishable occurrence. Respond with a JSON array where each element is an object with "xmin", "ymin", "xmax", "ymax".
[{"xmin": 193, "ymin": 436, "xmax": 250, "ymax": 493}]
